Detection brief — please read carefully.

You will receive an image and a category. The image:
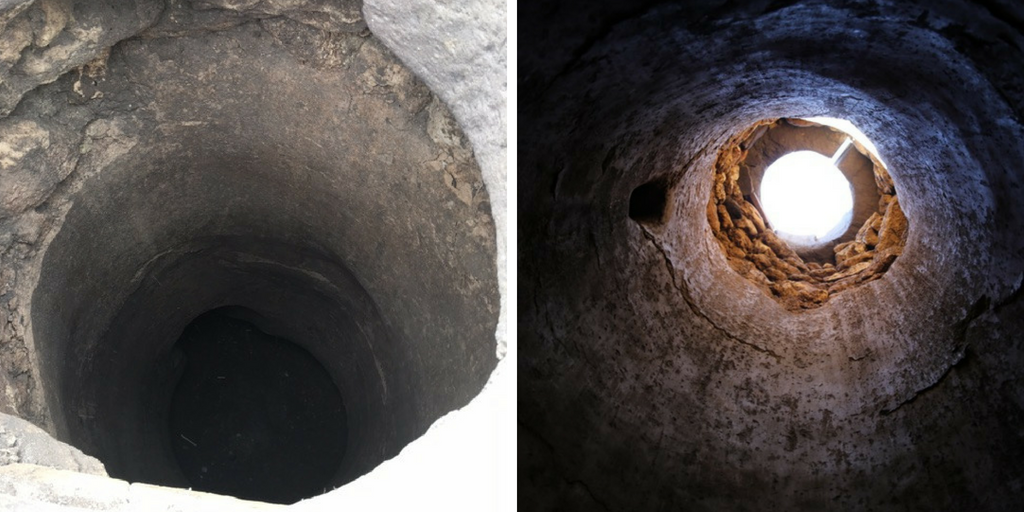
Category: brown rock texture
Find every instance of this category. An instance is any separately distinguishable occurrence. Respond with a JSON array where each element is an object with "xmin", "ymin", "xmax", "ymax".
[{"xmin": 707, "ymin": 119, "xmax": 908, "ymax": 310}]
